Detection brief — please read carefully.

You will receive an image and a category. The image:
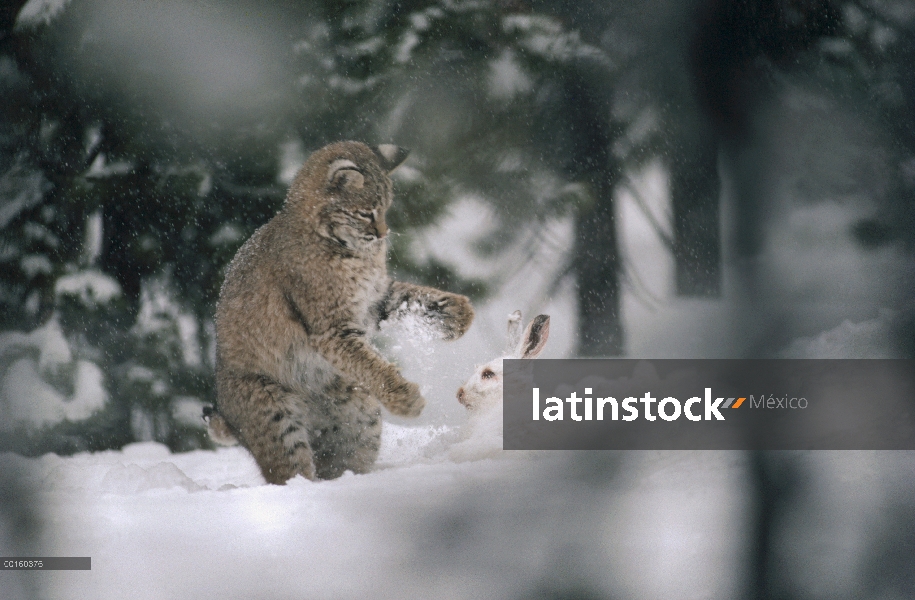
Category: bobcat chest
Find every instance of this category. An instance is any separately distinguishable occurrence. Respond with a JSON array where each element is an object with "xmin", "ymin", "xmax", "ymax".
[{"xmin": 346, "ymin": 254, "xmax": 388, "ymax": 331}]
